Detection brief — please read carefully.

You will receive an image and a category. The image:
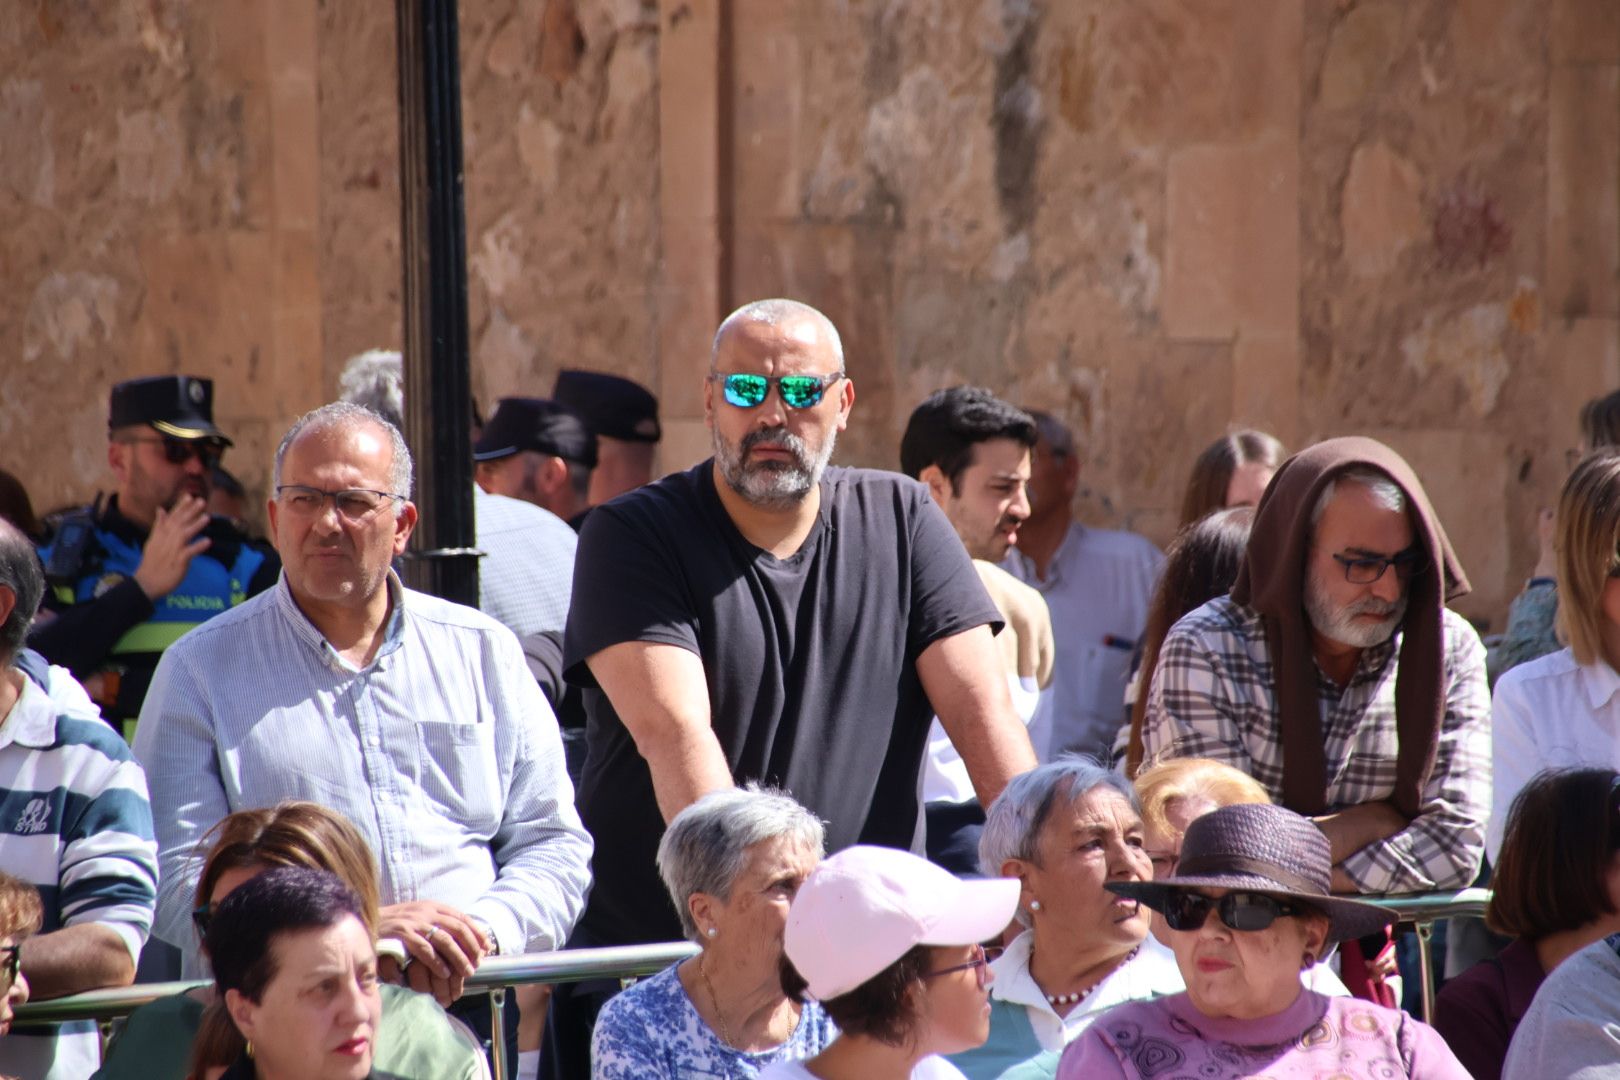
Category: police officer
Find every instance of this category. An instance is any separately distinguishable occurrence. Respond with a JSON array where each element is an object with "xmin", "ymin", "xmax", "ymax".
[
  {"xmin": 30, "ymin": 376, "xmax": 279, "ymax": 737},
  {"xmin": 551, "ymin": 370, "xmax": 661, "ymax": 528}
]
